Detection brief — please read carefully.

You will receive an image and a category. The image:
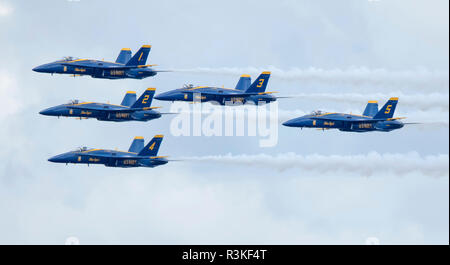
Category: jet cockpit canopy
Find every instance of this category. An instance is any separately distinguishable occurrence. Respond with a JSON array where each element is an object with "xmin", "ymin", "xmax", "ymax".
[{"xmin": 311, "ymin": 110, "xmax": 325, "ymax": 116}]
